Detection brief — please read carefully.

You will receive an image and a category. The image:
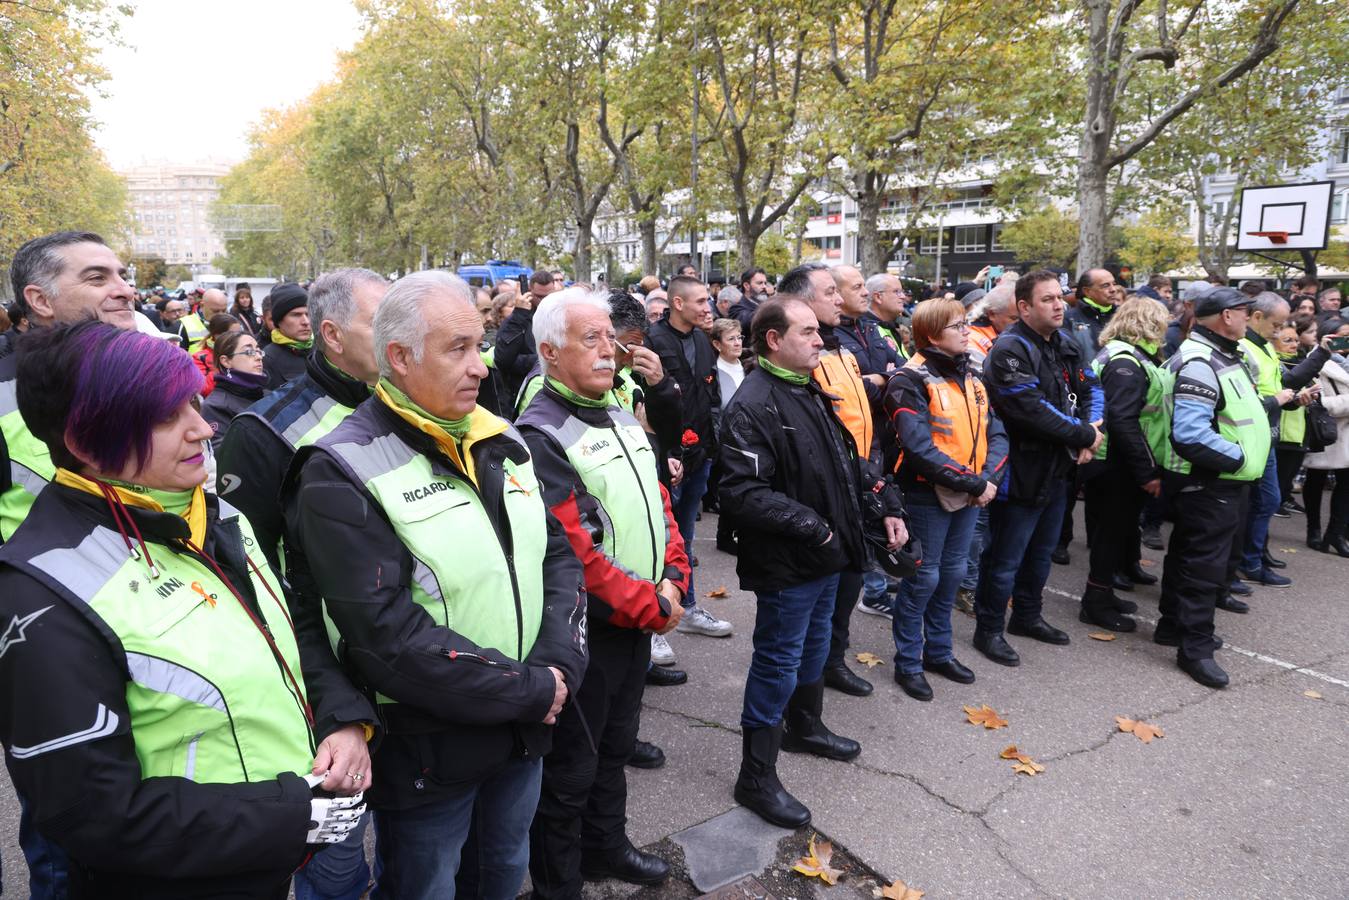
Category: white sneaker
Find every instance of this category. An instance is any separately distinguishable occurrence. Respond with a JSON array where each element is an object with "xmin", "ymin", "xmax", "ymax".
[
  {"xmin": 676, "ymin": 605, "xmax": 734, "ymax": 637},
  {"xmin": 651, "ymin": 633, "xmax": 677, "ymax": 666}
]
